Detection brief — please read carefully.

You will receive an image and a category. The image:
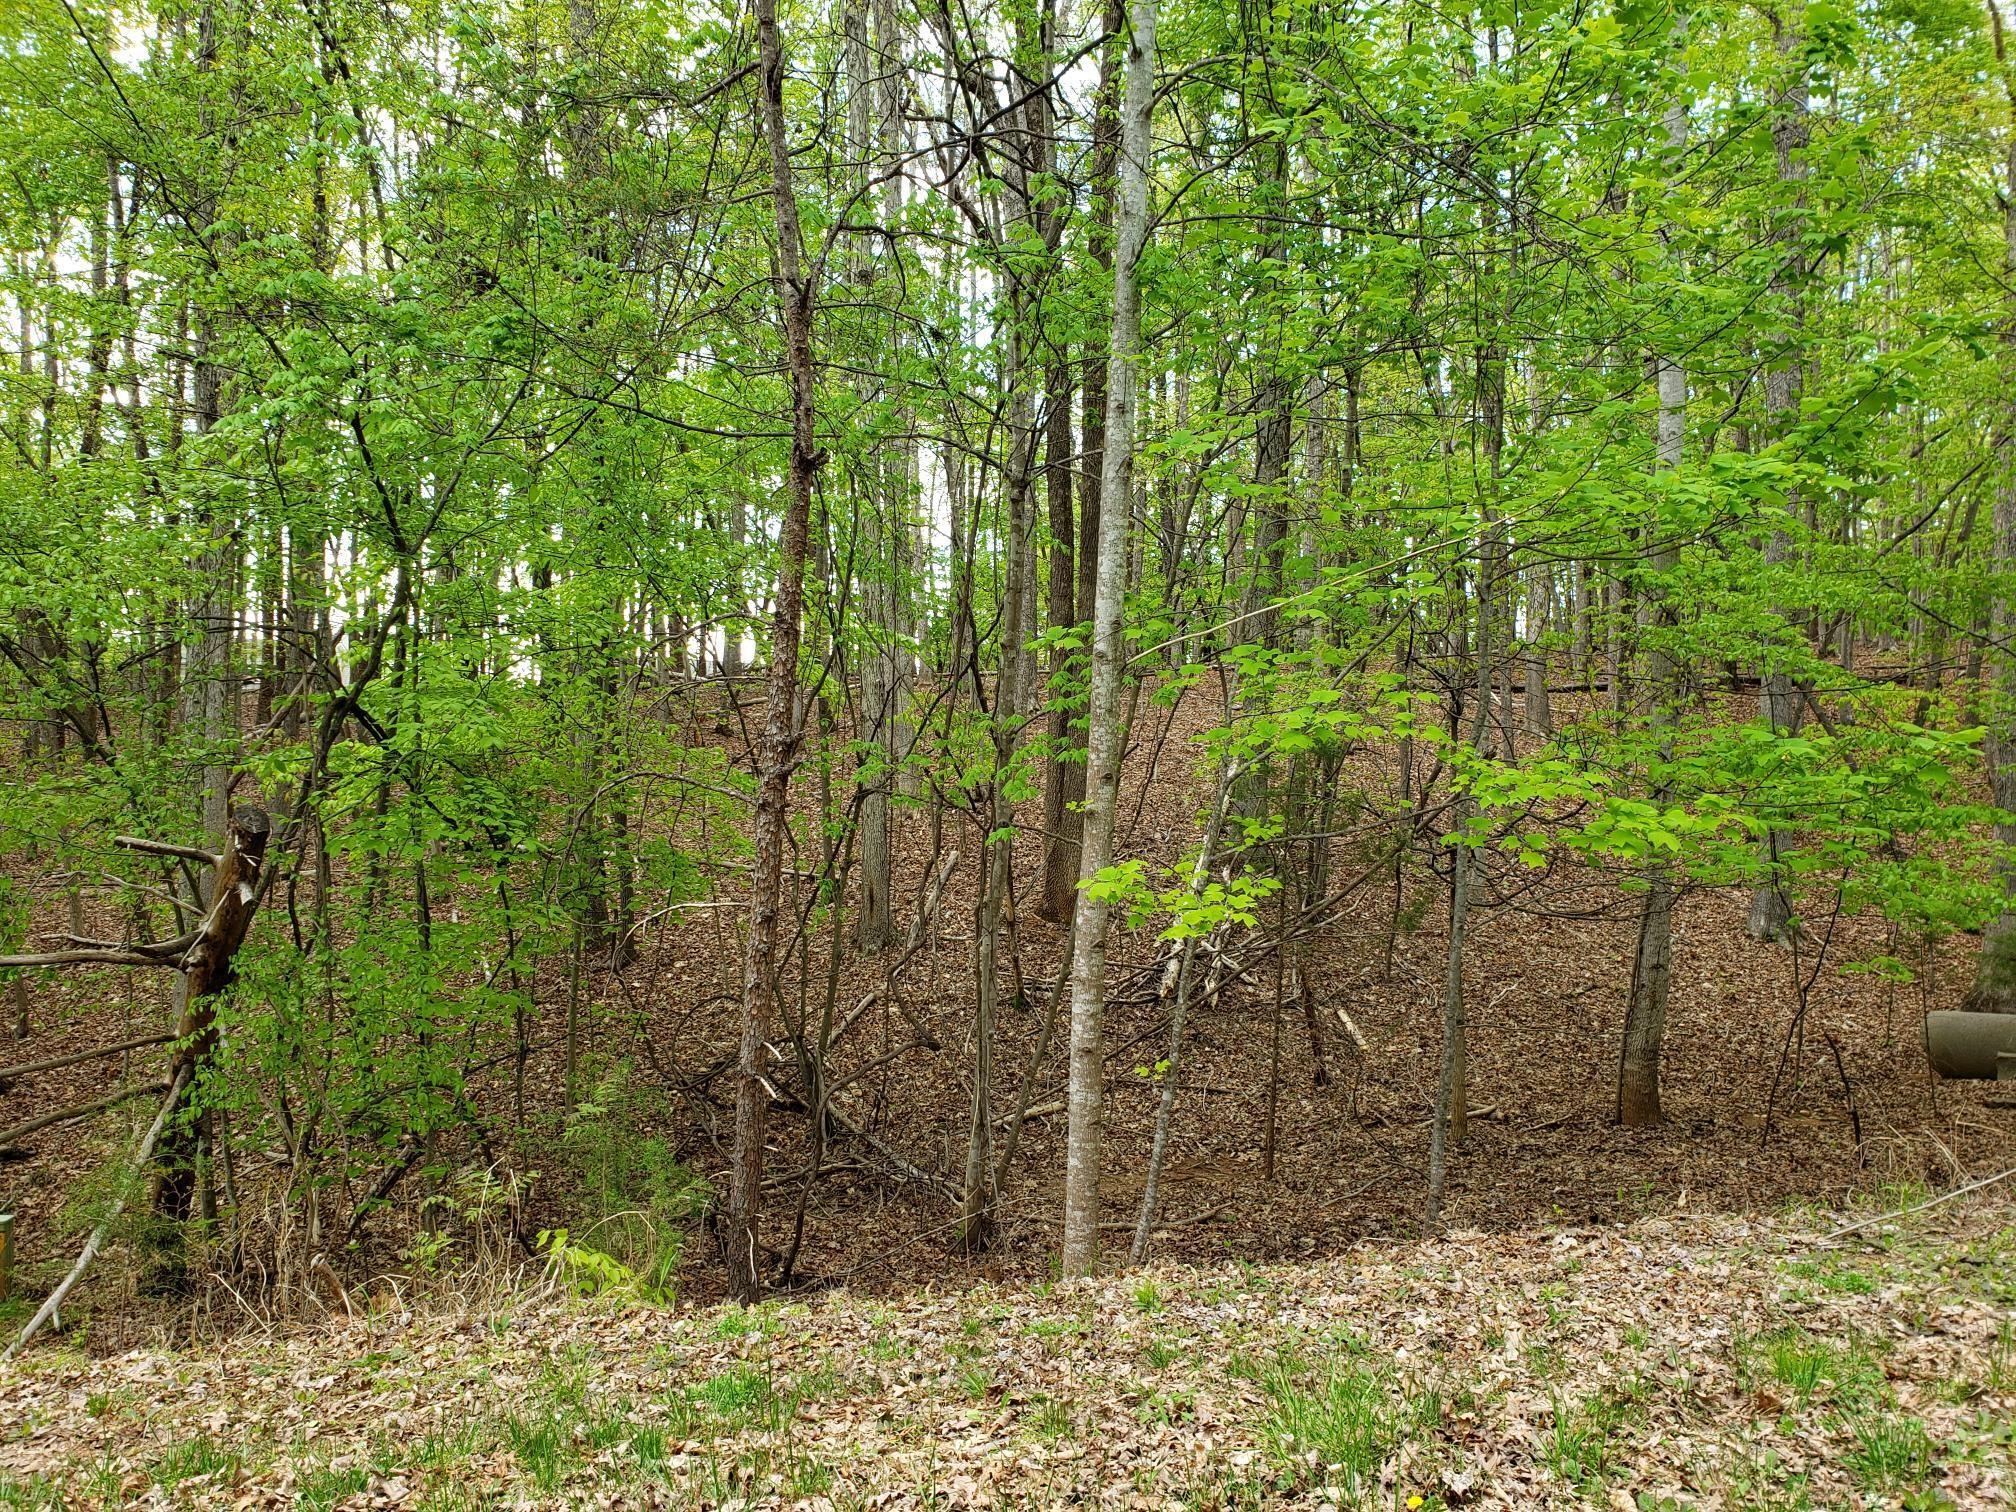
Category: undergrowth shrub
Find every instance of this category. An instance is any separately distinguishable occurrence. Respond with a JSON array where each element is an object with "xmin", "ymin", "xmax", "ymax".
[{"xmin": 541, "ymin": 1057, "xmax": 705, "ymax": 1301}]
